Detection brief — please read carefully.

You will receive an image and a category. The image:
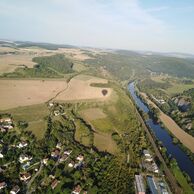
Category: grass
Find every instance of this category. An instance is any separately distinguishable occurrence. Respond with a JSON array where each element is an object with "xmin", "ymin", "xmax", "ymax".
[
  {"xmin": 150, "ymin": 75, "xmax": 194, "ymax": 95},
  {"xmin": 76, "ymin": 81, "xmax": 139, "ymax": 154},
  {"xmin": 90, "ymin": 82, "xmax": 111, "ymax": 88},
  {"xmin": 92, "ymin": 117, "xmax": 114, "ymax": 132},
  {"xmin": 74, "ymin": 119, "xmax": 92, "ymax": 147},
  {"xmin": 93, "ymin": 132, "xmax": 118, "ymax": 154},
  {"xmin": 1, "ymin": 103, "xmax": 49, "ymax": 139},
  {"xmin": 72, "ymin": 62, "xmax": 87, "ymax": 72},
  {"xmin": 165, "ymin": 83, "xmax": 194, "ymax": 95},
  {"xmin": 151, "ymin": 75, "xmax": 168, "ymax": 83},
  {"xmin": 80, "ymin": 108, "xmax": 107, "ymax": 121},
  {"xmin": 171, "ymin": 165, "xmax": 194, "ymax": 194}
]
